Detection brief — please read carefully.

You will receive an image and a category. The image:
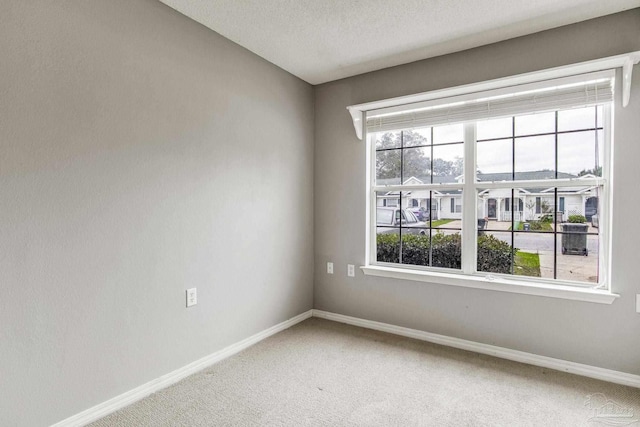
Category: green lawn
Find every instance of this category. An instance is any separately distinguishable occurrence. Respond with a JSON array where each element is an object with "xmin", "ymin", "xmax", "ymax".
[
  {"xmin": 430, "ymin": 219, "xmax": 455, "ymax": 227},
  {"xmin": 510, "ymin": 221, "xmax": 553, "ymax": 231},
  {"xmin": 514, "ymin": 251, "xmax": 541, "ymax": 277}
]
